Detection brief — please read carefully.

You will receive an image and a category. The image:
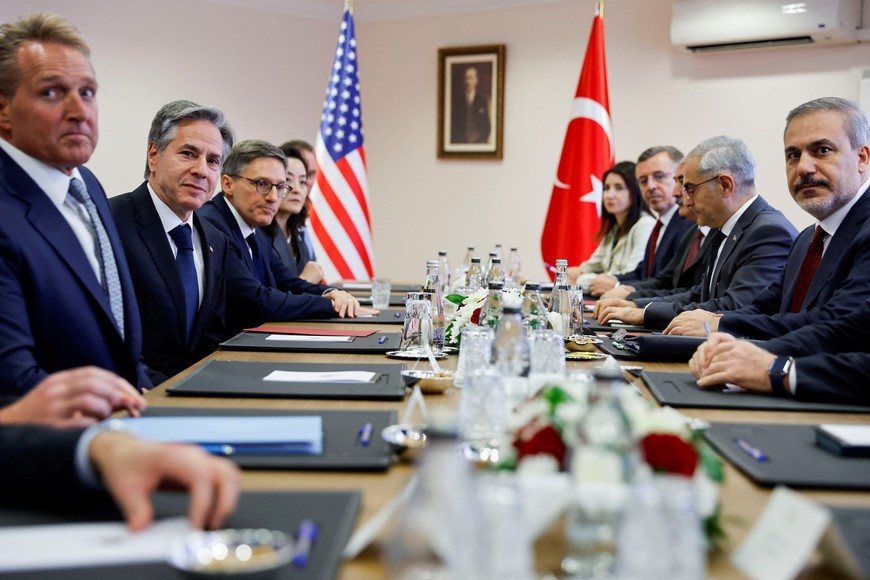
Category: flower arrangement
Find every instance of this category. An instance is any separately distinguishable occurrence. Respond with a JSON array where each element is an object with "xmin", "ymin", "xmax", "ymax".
[
  {"xmin": 444, "ymin": 287, "xmax": 524, "ymax": 345},
  {"xmin": 496, "ymin": 379, "xmax": 725, "ymax": 548}
]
